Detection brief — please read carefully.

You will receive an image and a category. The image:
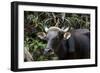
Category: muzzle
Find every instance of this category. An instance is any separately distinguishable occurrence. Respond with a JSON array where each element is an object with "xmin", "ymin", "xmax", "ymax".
[{"xmin": 43, "ymin": 48, "xmax": 53, "ymax": 55}]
